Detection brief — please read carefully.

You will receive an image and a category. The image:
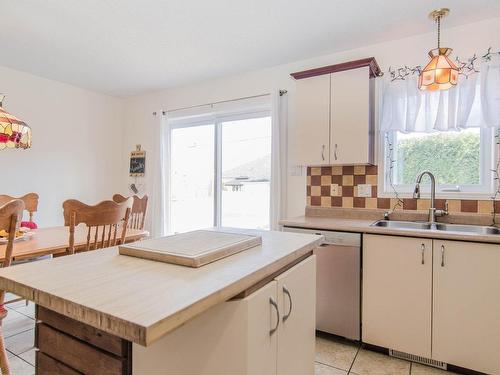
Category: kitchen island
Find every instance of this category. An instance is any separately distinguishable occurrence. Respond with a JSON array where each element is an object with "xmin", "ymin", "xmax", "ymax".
[{"xmin": 0, "ymin": 229, "xmax": 322, "ymax": 375}]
